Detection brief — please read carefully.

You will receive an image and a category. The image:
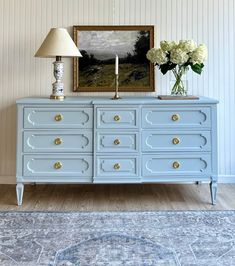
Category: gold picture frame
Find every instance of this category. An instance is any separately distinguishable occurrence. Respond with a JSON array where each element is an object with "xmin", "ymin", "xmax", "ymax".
[{"xmin": 73, "ymin": 25, "xmax": 155, "ymax": 92}]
